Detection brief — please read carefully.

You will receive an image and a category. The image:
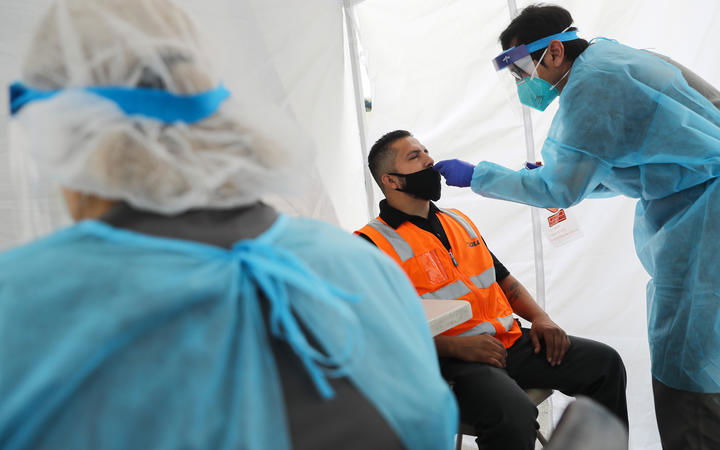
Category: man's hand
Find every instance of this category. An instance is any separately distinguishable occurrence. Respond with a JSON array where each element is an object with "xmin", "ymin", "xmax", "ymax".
[
  {"xmin": 433, "ymin": 159, "xmax": 475, "ymax": 187},
  {"xmin": 530, "ymin": 315, "xmax": 571, "ymax": 366},
  {"xmin": 444, "ymin": 335, "xmax": 508, "ymax": 367}
]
